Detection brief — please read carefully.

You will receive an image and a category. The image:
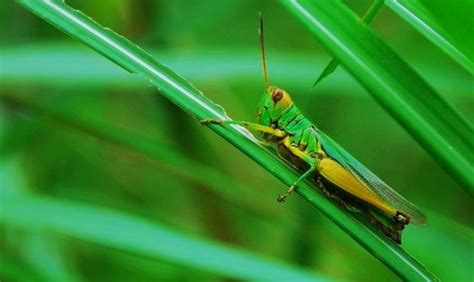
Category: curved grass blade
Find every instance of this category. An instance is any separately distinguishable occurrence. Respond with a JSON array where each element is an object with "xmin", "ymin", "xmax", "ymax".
[
  {"xmin": 386, "ymin": 0, "xmax": 474, "ymax": 75},
  {"xmin": 282, "ymin": 0, "xmax": 474, "ymax": 193},
  {"xmin": 15, "ymin": 1, "xmax": 436, "ymax": 280},
  {"xmin": 312, "ymin": 0, "xmax": 384, "ymax": 87},
  {"xmin": 0, "ymin": 195, "xmax": 325, "ymax": 282}
]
